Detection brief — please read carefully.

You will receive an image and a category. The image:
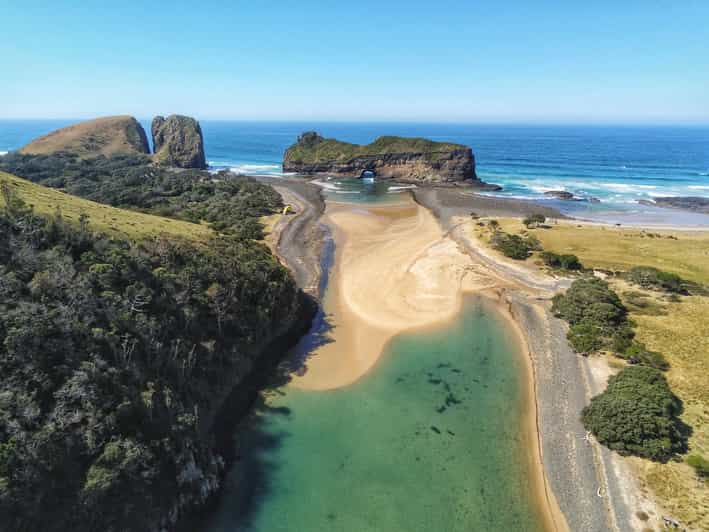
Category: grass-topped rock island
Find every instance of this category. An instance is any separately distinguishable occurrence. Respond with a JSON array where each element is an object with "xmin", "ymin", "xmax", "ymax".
[{"xmin": 283, "ymin": 131, "xmax": 501, "ymax": 188}]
